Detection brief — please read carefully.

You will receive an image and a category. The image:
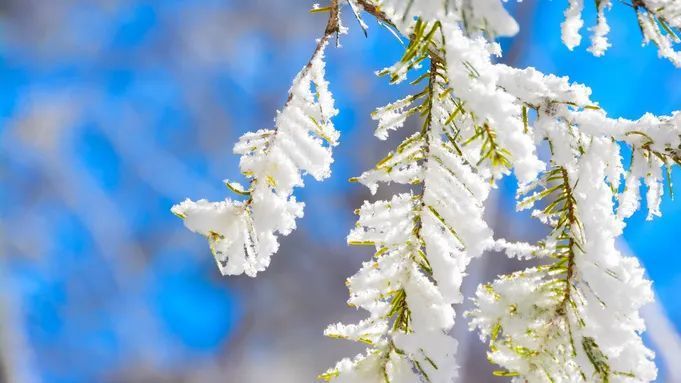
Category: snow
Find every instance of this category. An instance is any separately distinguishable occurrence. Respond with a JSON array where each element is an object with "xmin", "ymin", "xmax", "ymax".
[
  {"xmin": 175, "ymin": 1, "xmax": 681, "ymax": 381},
  {"xmin": 172, "ymin": 41, "xmax": 338, "ymax": 277}
]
